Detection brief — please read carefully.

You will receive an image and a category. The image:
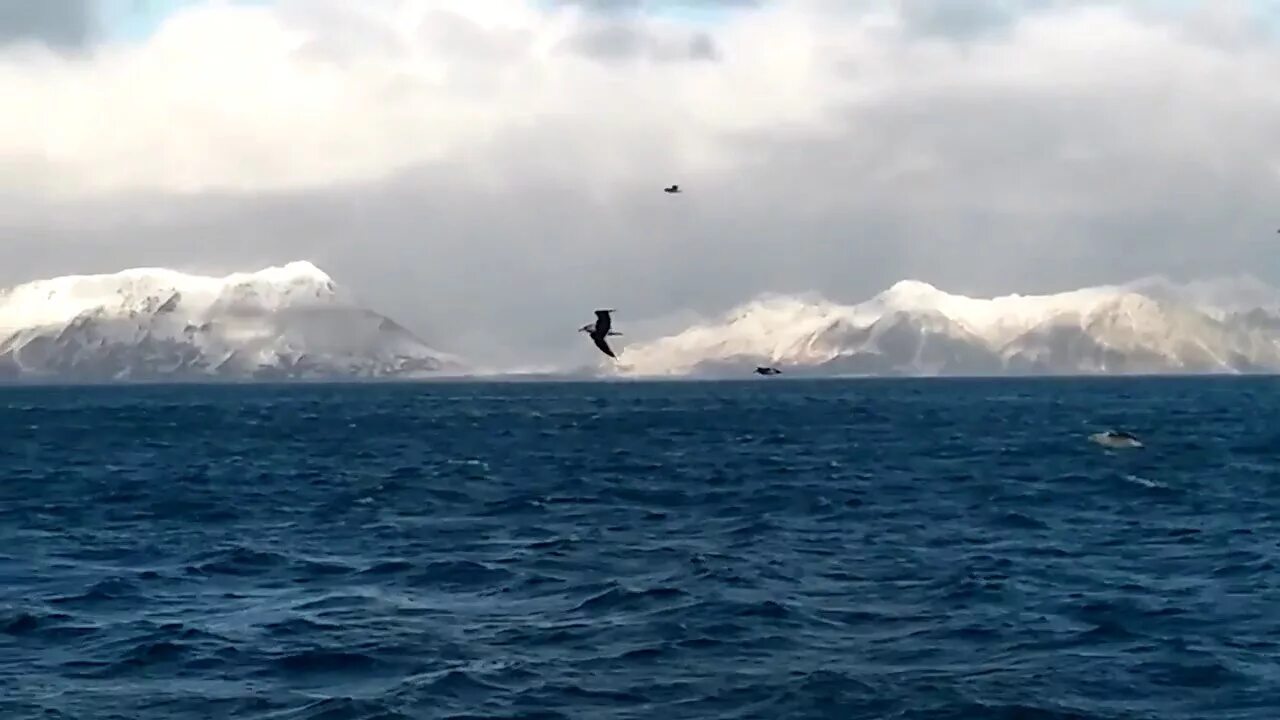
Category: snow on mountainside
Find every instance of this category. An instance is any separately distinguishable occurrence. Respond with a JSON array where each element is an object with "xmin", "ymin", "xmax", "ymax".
[
  {"xmin": 0, "ymin": 261, "xmax": 464, "ymax": 381},
  {"xmin": 607, "ymin": 276, "xmax": 1280, "ymax": 377}
]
